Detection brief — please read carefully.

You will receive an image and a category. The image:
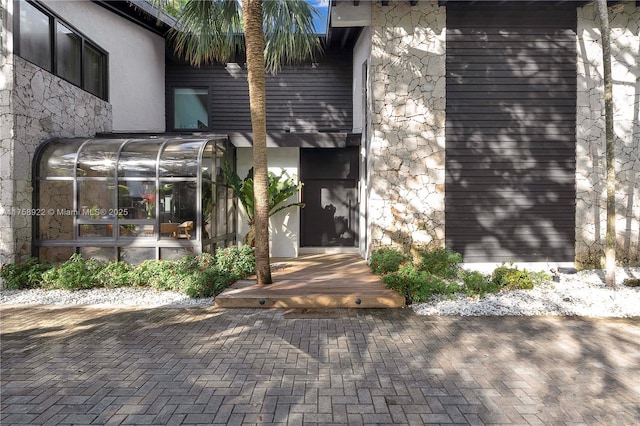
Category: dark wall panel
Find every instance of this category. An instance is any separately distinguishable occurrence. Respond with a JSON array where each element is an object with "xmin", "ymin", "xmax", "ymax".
[
  {"xmin": 445, "ymin": 5, "xmax": 577, "ymax": 263},
  {"xmin": 166, "ymin": 51, "xmax": 353, "ymax": 133}
]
